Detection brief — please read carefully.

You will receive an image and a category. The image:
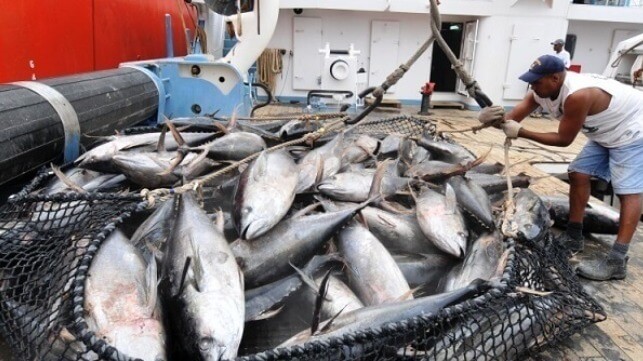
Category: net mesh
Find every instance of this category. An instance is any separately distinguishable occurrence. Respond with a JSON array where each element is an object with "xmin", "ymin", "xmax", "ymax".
[
  {"xmin": 0, "ymin": 115, "xmax": 606, "ymax": 361},
  {"xmin": 0, "ymin": 171, "xmax": 147, "ymax": 361}
]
